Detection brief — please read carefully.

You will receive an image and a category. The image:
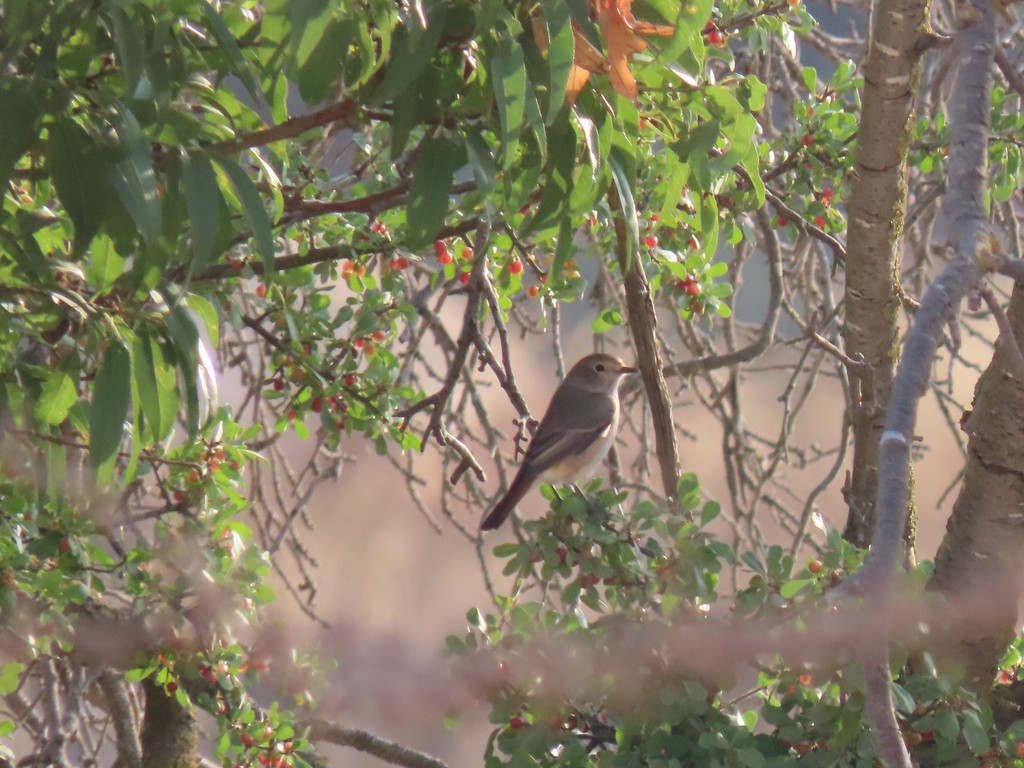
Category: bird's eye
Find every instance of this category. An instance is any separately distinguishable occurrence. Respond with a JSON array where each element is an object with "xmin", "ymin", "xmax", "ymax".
[{"xmin": 594, "ymin": 363, "xmax": 606, "ymax": 372}]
